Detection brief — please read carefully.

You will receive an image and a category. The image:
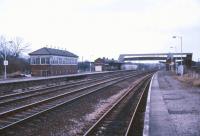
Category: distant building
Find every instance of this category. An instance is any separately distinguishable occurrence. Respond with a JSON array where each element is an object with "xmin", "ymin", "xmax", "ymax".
[
  {"xmin": 29, "ymin": 47, "xmax": 78, "ymax": 76},
  {"xmin": 78, "ymin": 61, "xmax": 95, "ymax": 72},
  {"xmin": 94, "ymin": 57, "xmax": 121, "ymax": 71},
  {"xmin": 121, "ymin": 63, "xmax": 138, "ymax": 70}
]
